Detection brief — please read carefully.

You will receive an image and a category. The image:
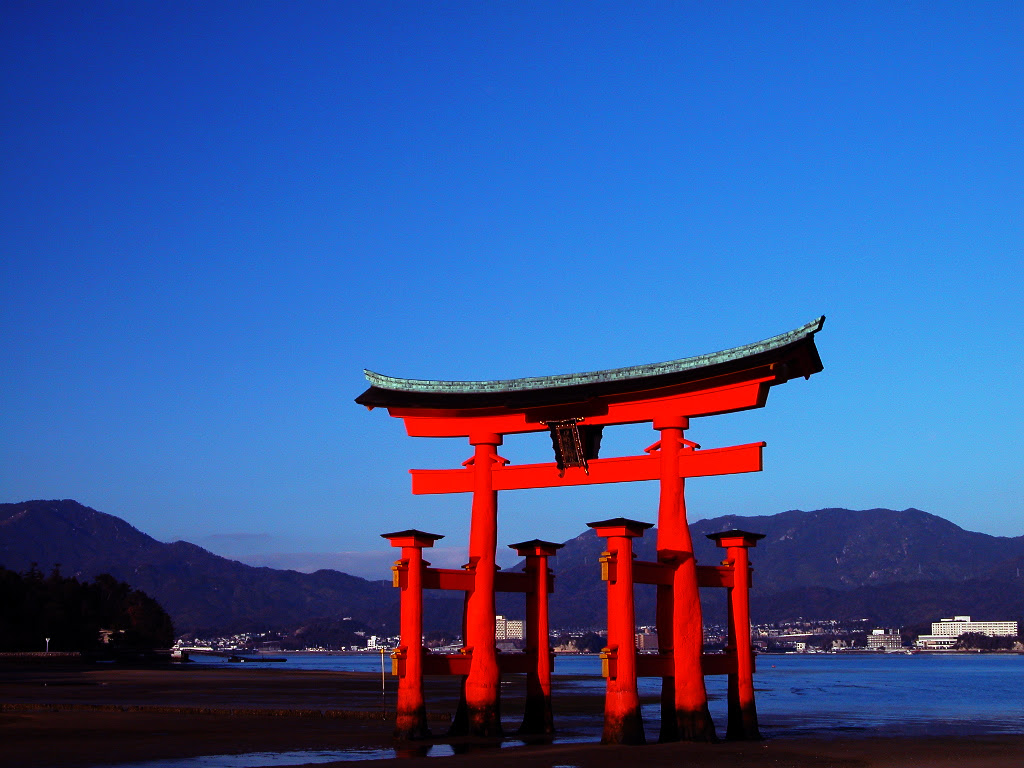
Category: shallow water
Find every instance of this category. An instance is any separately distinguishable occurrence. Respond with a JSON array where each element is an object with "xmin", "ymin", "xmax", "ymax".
[
  {"xmin": 749, "ymin": 652, "xmax": 1024, "ymax": 737},
  {"xmin": 196, "ymin": 651, "xmax": 1024, "ymax": 737},
  {"xmin": 93, "ymin": 749, "xmax": 398, "ymax": 767},
  {"xmin": 90, "ymin": 736, "xmax": 594, "ymax": 767},
  {"xmin": 109, "ymin": 652, "xmax": 1020, "ymax": 767}
]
